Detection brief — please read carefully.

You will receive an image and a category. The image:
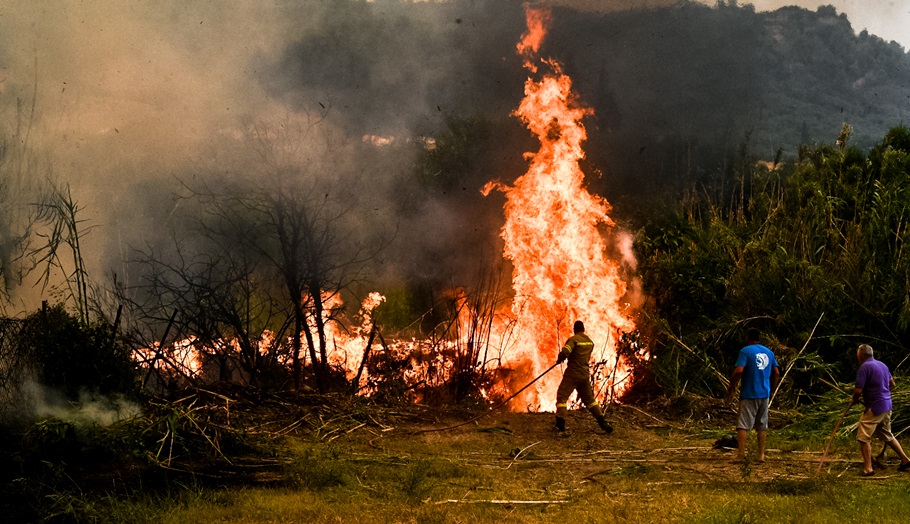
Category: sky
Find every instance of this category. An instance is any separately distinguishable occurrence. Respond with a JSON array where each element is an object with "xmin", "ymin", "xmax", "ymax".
[{"xmin": 744, "ymin": 0, "xmax": 910, "ymax": 50}]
